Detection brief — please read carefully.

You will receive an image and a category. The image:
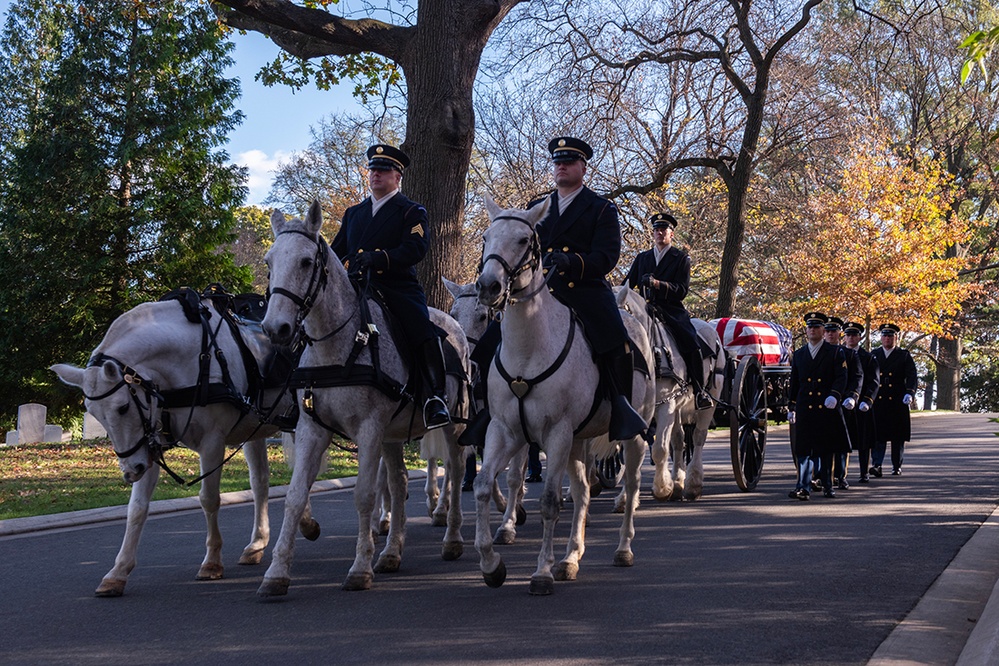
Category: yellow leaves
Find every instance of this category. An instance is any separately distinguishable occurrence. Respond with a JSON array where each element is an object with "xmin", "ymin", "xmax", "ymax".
[{"xmin": 764, "ymin": 135, "xmax": 974, "ymax": 338}]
